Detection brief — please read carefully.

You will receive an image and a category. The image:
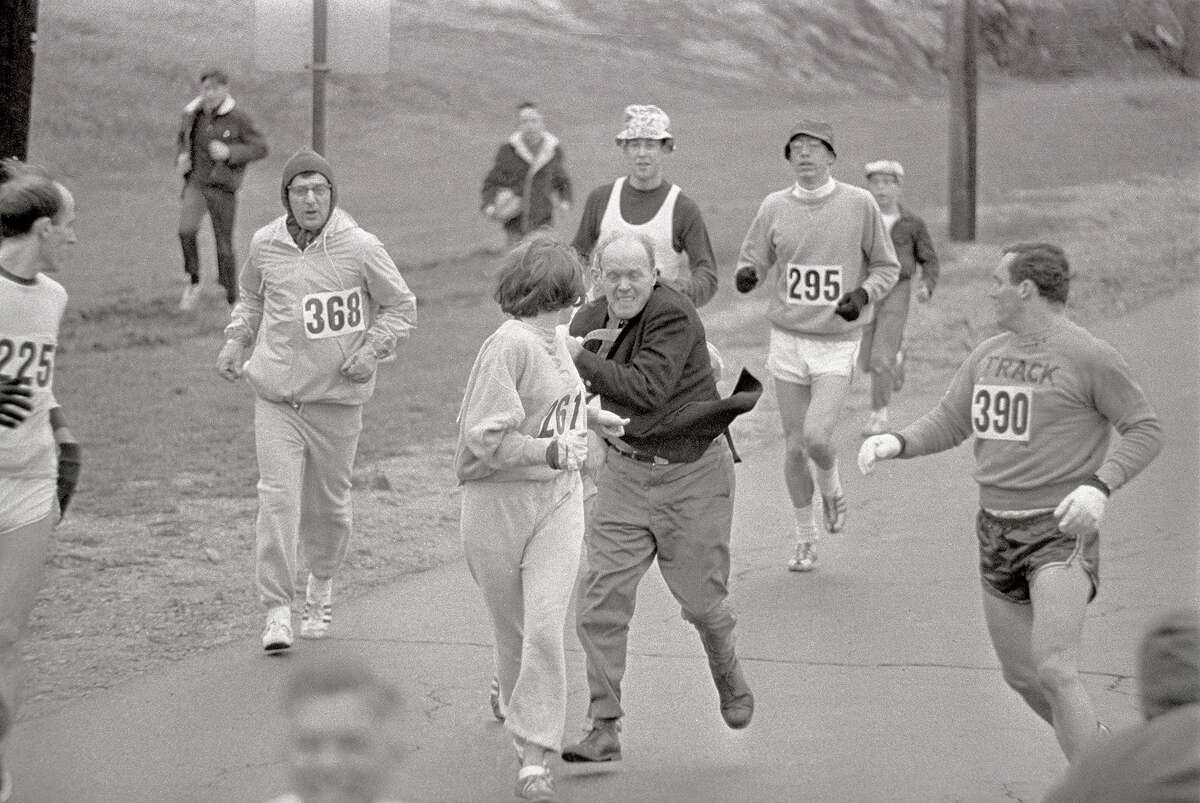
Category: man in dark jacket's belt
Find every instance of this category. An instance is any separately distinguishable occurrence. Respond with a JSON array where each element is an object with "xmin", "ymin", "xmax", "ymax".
[{"xmin": 561, "ymin": 231, "xmax": 762, "ymax": 763}]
